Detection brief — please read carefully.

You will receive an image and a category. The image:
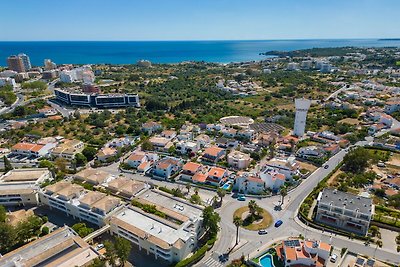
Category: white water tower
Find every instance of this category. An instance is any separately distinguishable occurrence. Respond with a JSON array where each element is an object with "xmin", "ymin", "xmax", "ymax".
[{"xmin": 294, "ymin": 98, "xmax": 311, "ymax": 137}]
